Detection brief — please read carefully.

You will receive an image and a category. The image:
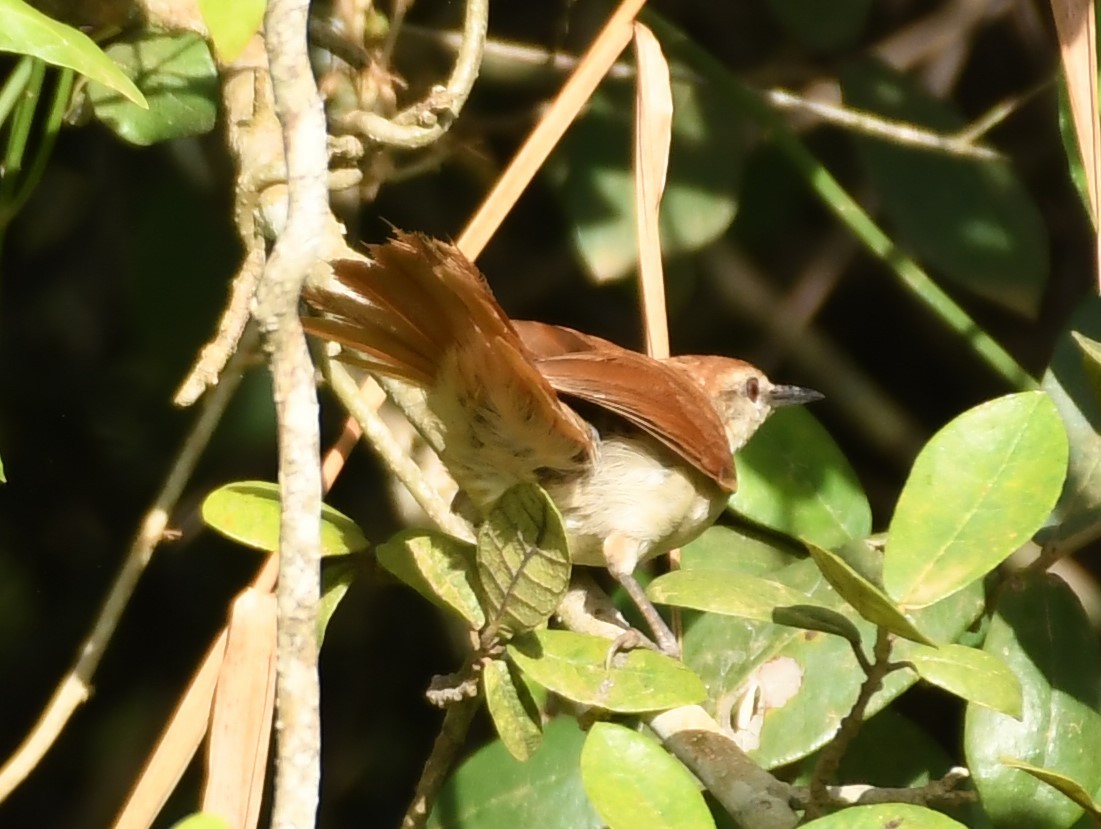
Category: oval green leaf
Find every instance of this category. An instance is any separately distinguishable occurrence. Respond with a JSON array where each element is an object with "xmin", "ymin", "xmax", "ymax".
[
  {"xmin": 729, "ymin": 407, "xmax": 871, "ymax": 549},
  {"xmin": 842, "ymin": 58, "xmax": 1048, "ymax": 317},
  {"xmin": 427, "ymin": 717, "xmax": 602, "ymax": 829},
  {"xmin": 477, "ymin": 484, "xmax": 571, "ymax": 640},
  {"xmin": 805, "ymin": 540, "xmax": 933, "ymax": 645},
  {"xmin": 802, "ymin": 803, "xmax": 966, "ymax": 828},
  {"xmin": 0, "ymin": 0, "xmax": 145, "ymax": 106},
  {"xmin": 88, "ymin": 31, "xmax": 217, "ymax": 146},
  {"xmin": 965, "ymin": 574, "xmax": 1101, "ymax": 829},
  {"xmin": 647, "ymin": 569, "xmax": 808, "ymax": 621},
  {"xmin": 580, "ymin": 723, "xmax": 714, "ymax": 829},
  {"xmin": 483, "ymin": 657, "xmax": 543, "ymax": 762},
  {"xmin": 376, "ymin": 529, "xmax": 484, "ymax": 628},
  {"xmin": 899, "ymin": 642, "xmax": 1022, "ymax": 718},
  {"xmin": 508, "ymin": 630, "xmax": 706, "ymax": 713},
  {"xmin": 885, "ymin": 391, "xmax": 1068, "ymax": 608},
  {"xmin": 685, "ymin": 556, "xmax": 985, "ymax": 769},
  {"xmin": 201, "ymin": 480, "xmax": 369, "ymax": 556}
]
